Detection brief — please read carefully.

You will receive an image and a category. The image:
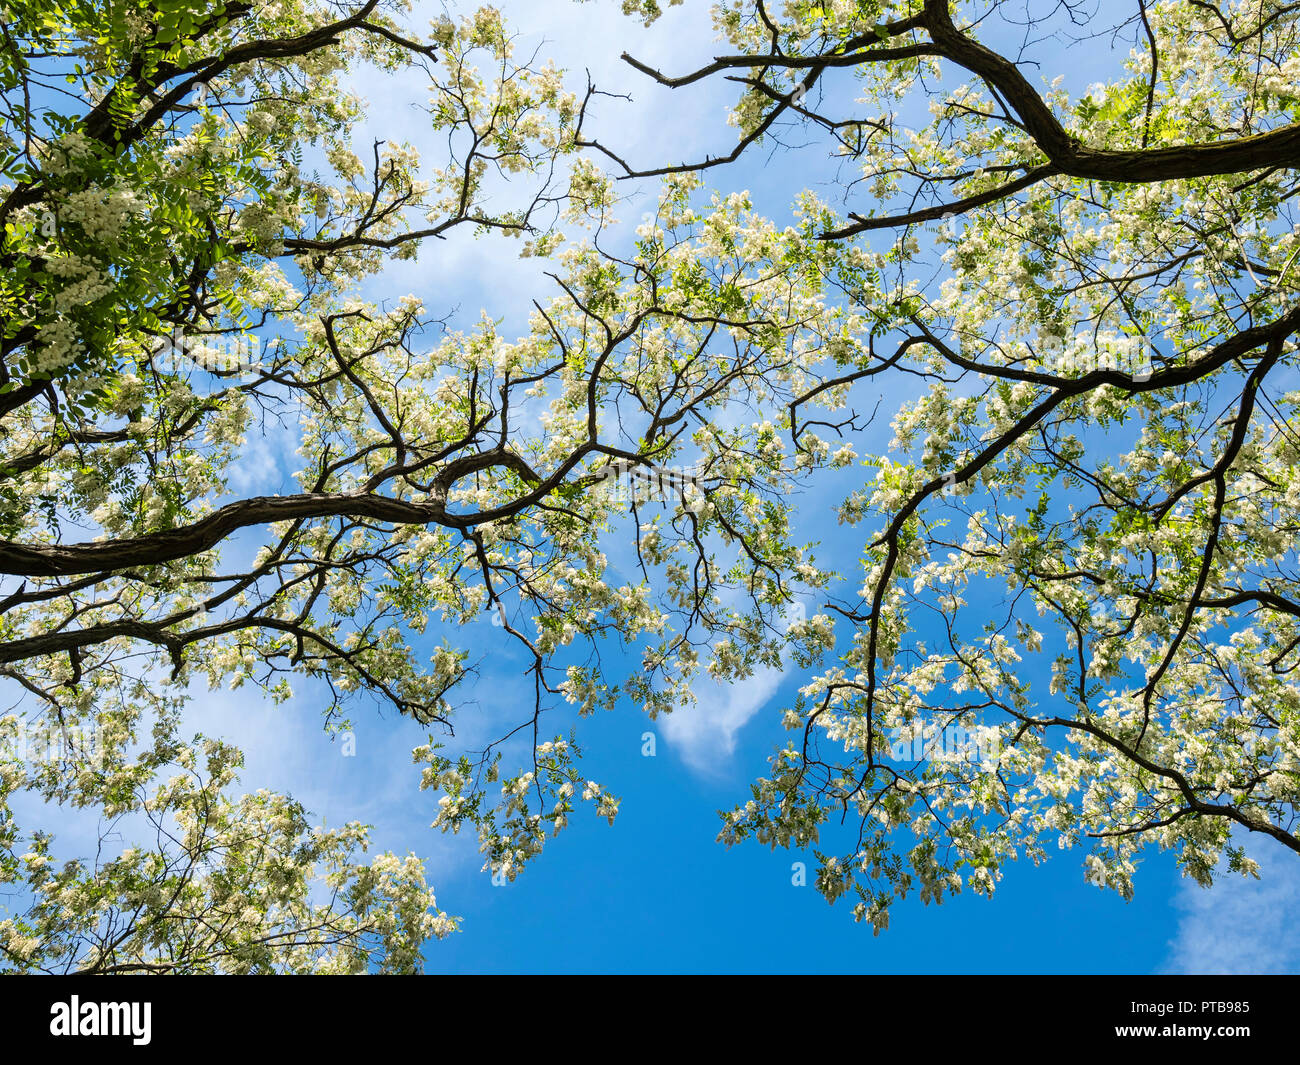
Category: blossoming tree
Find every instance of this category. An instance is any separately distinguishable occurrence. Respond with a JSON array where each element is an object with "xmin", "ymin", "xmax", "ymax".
[
  {"xmin": 1, "ymin": 0, "xmax": 1298, "ymax": 968},
  {"xmin": 0, "ymin": 0, "xmax": 844, "ymax": 970},
  {"xmin": 588, "ymin": 0, "xmax": 1300, "ymax": 929}
]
